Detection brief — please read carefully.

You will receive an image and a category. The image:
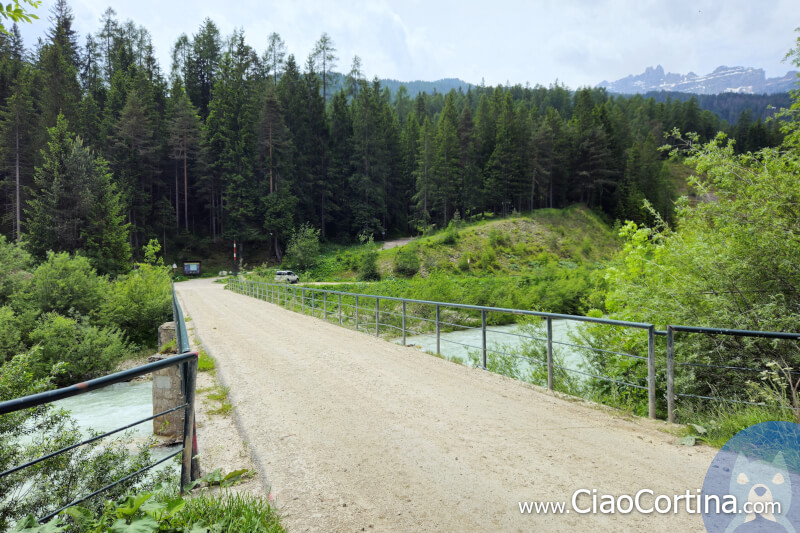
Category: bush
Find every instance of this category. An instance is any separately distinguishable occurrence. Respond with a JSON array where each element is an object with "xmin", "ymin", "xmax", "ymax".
[
  {"xmin": 102, "ymin": 263, "xmax": 172, "ymax": 347},
  {"xmin": 358, "ymin": 248, "xmax": 380, "ymax": 281},
  {"xmin": 30, "ymin": 313, "xmax": 128, "ymax": 384},
  {"xmin": 21, "ymin": 252, "xmax": 105, "ymax": 319},
  {"xmin": 0, "ymin": 235, "xmax": 32, "ymax": 306},
  {"xmin": 488, "ymin": 227, "xmax": 508, "ymax": 247},
  {"xmin": 0, "ymin": 352, "xmax": 173, "ymax": 529},
  {"xmin": 437, "ymin": 221, "xmax": 459, "ymax": 245},
  {"xmin": 285, "ymin": 223, "xmax": 321, "ymax": 271},
  {"xmin": 393, "ymin": 246, "xmax": 420, "ymax": 277},
  {"xmin": 0, "ymin": 306, "xmax": 22, "ymax": 364}
]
